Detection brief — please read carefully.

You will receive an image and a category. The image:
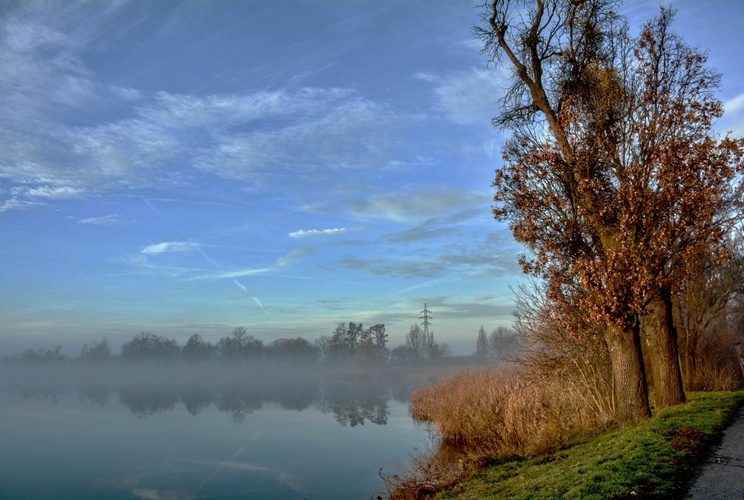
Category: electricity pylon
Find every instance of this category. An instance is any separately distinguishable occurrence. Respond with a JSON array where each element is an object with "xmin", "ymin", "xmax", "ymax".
[{"xmin": 419, "ymin": 303, "xmax": 432, "ymax": 338}]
